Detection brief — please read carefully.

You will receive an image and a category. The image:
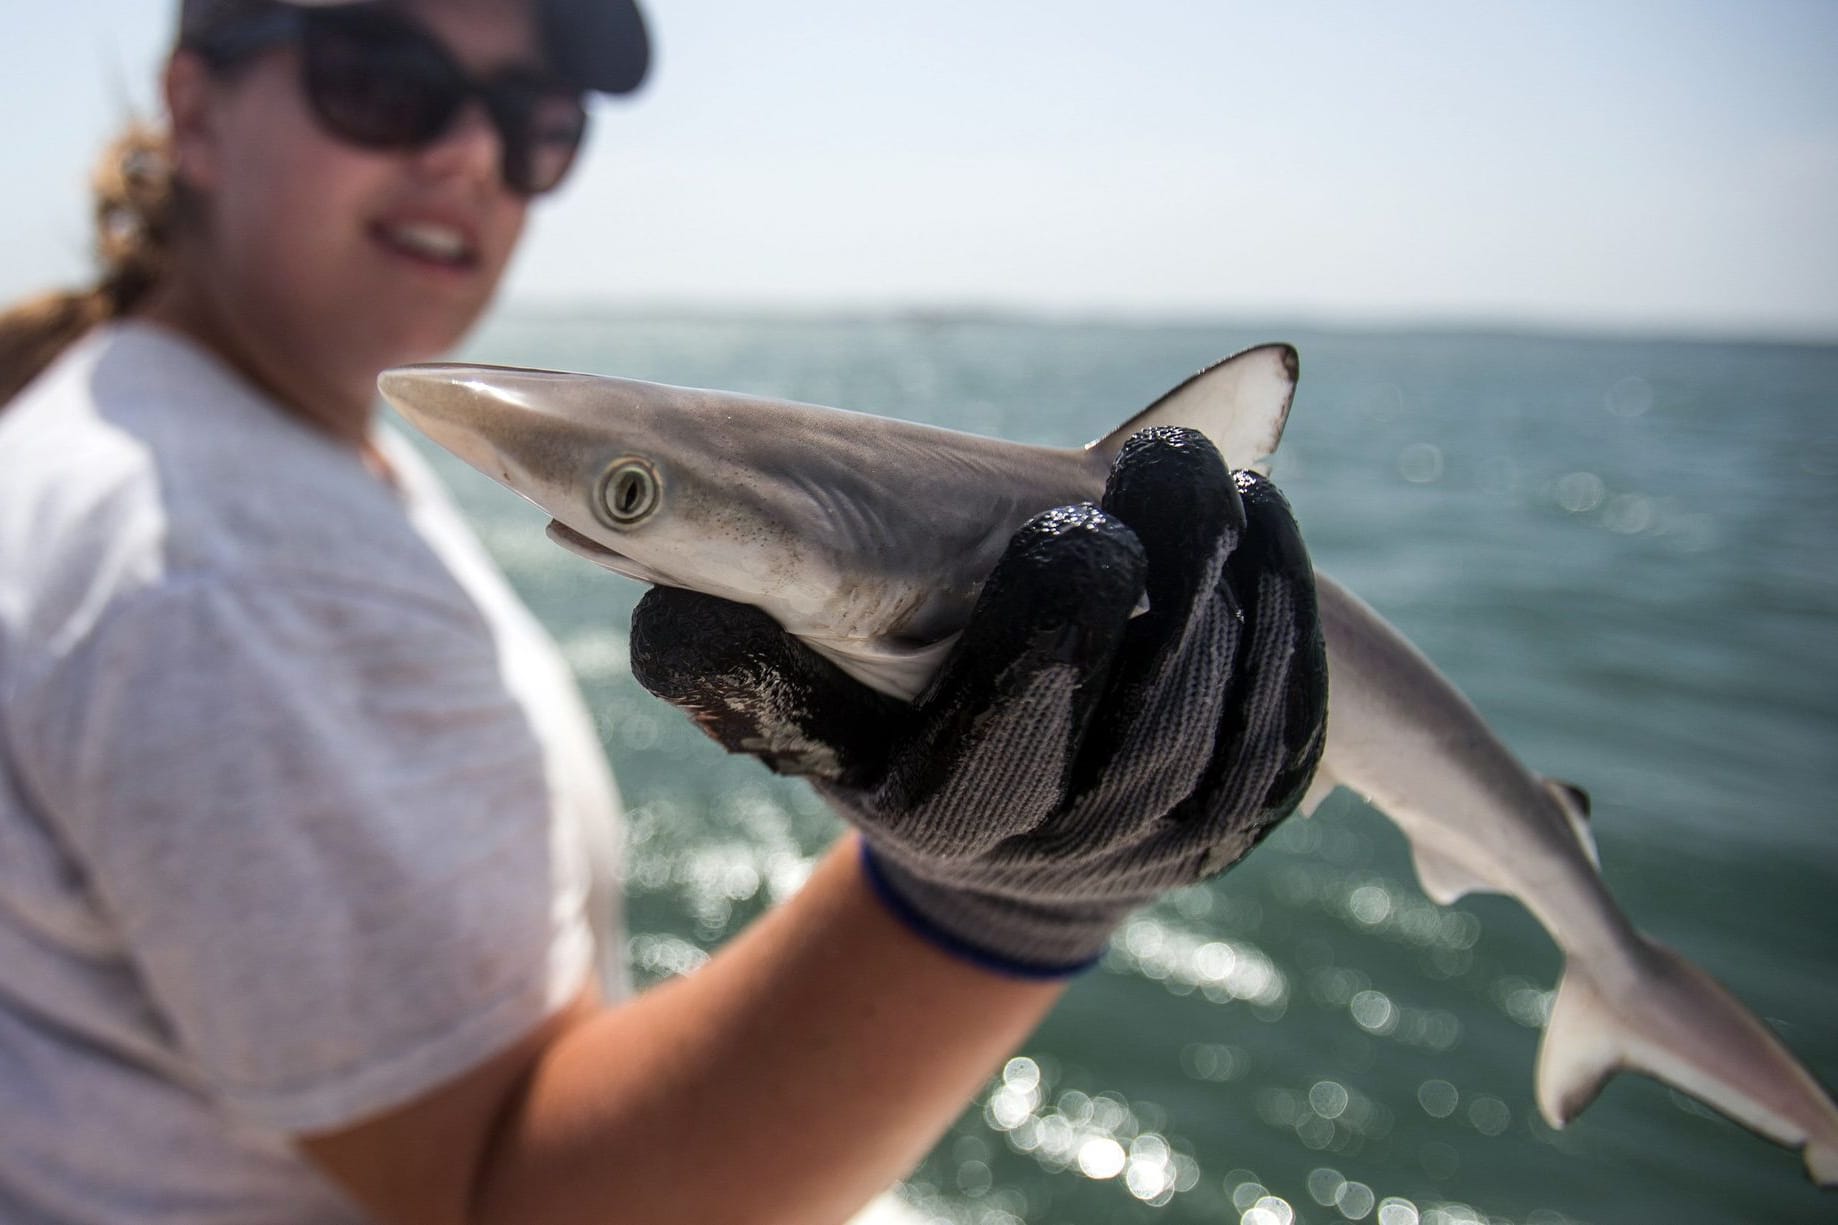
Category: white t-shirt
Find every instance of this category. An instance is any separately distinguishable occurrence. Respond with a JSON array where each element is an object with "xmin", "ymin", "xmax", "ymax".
[{"xmin": 0, "ymin": 321, "xmax": 626, "ymax": 1222}]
